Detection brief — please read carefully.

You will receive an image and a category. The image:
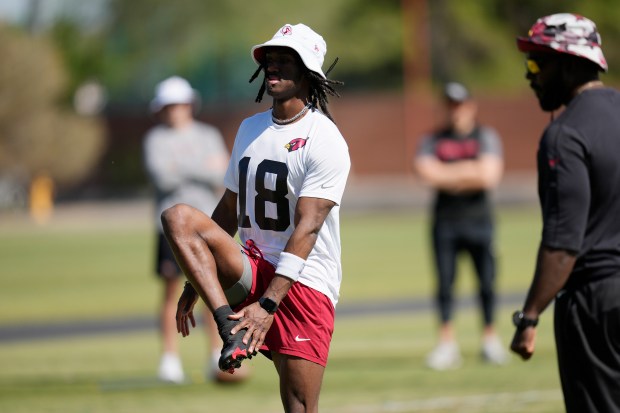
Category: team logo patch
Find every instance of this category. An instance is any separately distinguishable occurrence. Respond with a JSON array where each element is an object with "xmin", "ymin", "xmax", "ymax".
[
  {"xmin": 285, "ymin": 137, "xmax": 308, "ymax": 152},
  {"xmin": 281, "ymin": 25, "xmax": 292, "ymax": 36}
]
